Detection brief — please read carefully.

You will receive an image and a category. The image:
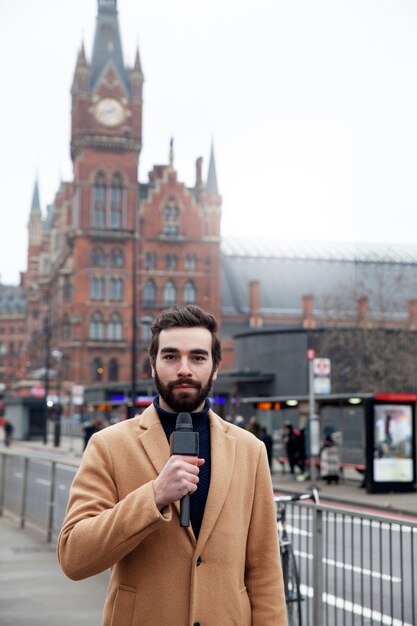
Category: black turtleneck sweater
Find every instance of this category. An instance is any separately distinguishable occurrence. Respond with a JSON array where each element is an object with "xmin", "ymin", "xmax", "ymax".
[{"xmin": 153, "ymin": 397, "xmax": 211, "ymax": 539}]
